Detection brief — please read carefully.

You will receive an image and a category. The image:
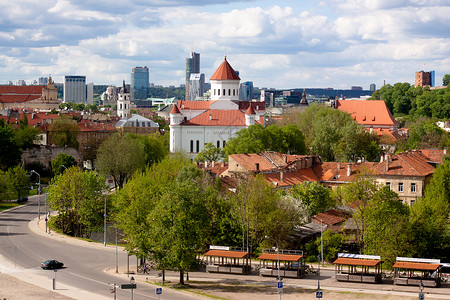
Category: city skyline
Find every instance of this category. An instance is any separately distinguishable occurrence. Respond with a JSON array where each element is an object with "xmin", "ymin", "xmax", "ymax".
[{"xmin": 0, "ymin": 1, "xmax": 449, "ymax": 89}]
